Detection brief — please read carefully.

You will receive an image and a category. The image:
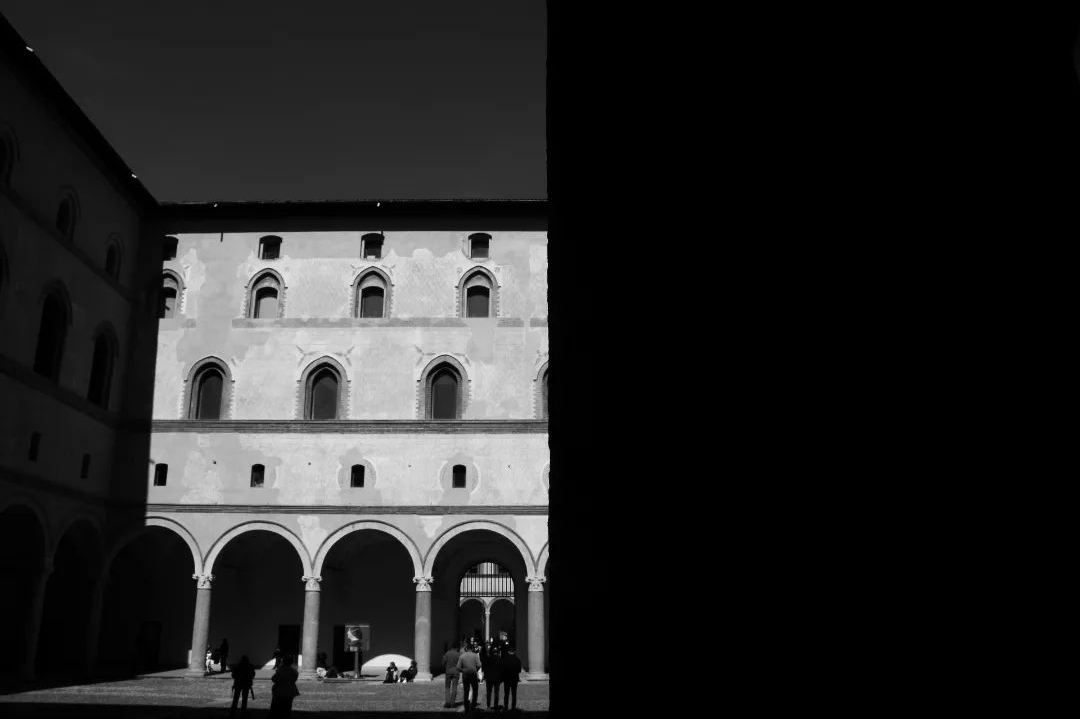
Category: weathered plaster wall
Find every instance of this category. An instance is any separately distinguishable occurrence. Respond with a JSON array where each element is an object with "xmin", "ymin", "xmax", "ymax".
[{"xmin": 153, "ymin": 231, "xmax": 548, "ymax": 420}]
